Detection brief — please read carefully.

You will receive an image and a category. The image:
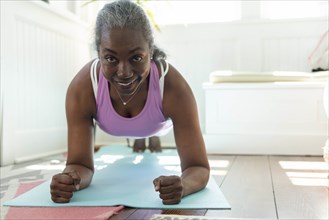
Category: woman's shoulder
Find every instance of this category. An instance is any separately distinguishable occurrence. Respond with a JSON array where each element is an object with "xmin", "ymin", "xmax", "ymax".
[
  {"xmin": 162, "ymin": 61, "xmax": 188, "ymax": 91},
  {"xmin": 69, "ymin": 59, "xmax": 98, "ymax": 91},
  {"xmin": 154, "ymin": 59, "xmax": 191, "ymax": 95},
  {"xmin": 66, "ymin": 59, "xmax": 98, "ymax": 117},
  {"xmin": 162, "ymin": 61, "xmax": 195, "ymax": 116},
  {"xmin": 67, "ymin": 59, "xmax": 99, "ymax": 105}
]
